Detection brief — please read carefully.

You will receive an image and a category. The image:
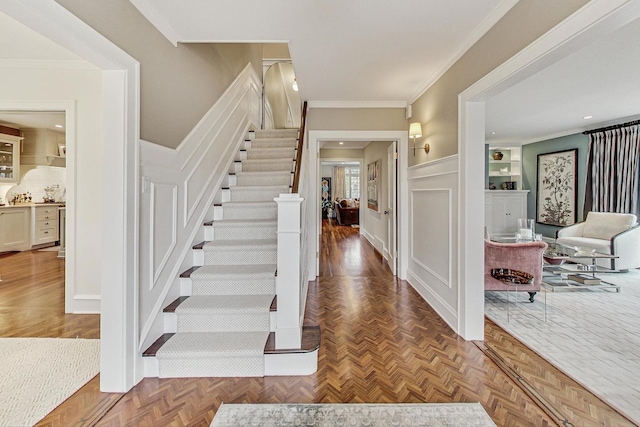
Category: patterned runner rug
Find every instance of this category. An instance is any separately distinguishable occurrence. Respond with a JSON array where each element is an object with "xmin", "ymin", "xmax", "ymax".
[
  {"xmin": 211, "ymin": 403, "xmax": 496, "ymax": 426},
  {"xmin": 0, "ymin": 338, "xmax": 100, "ymax": 426}
]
